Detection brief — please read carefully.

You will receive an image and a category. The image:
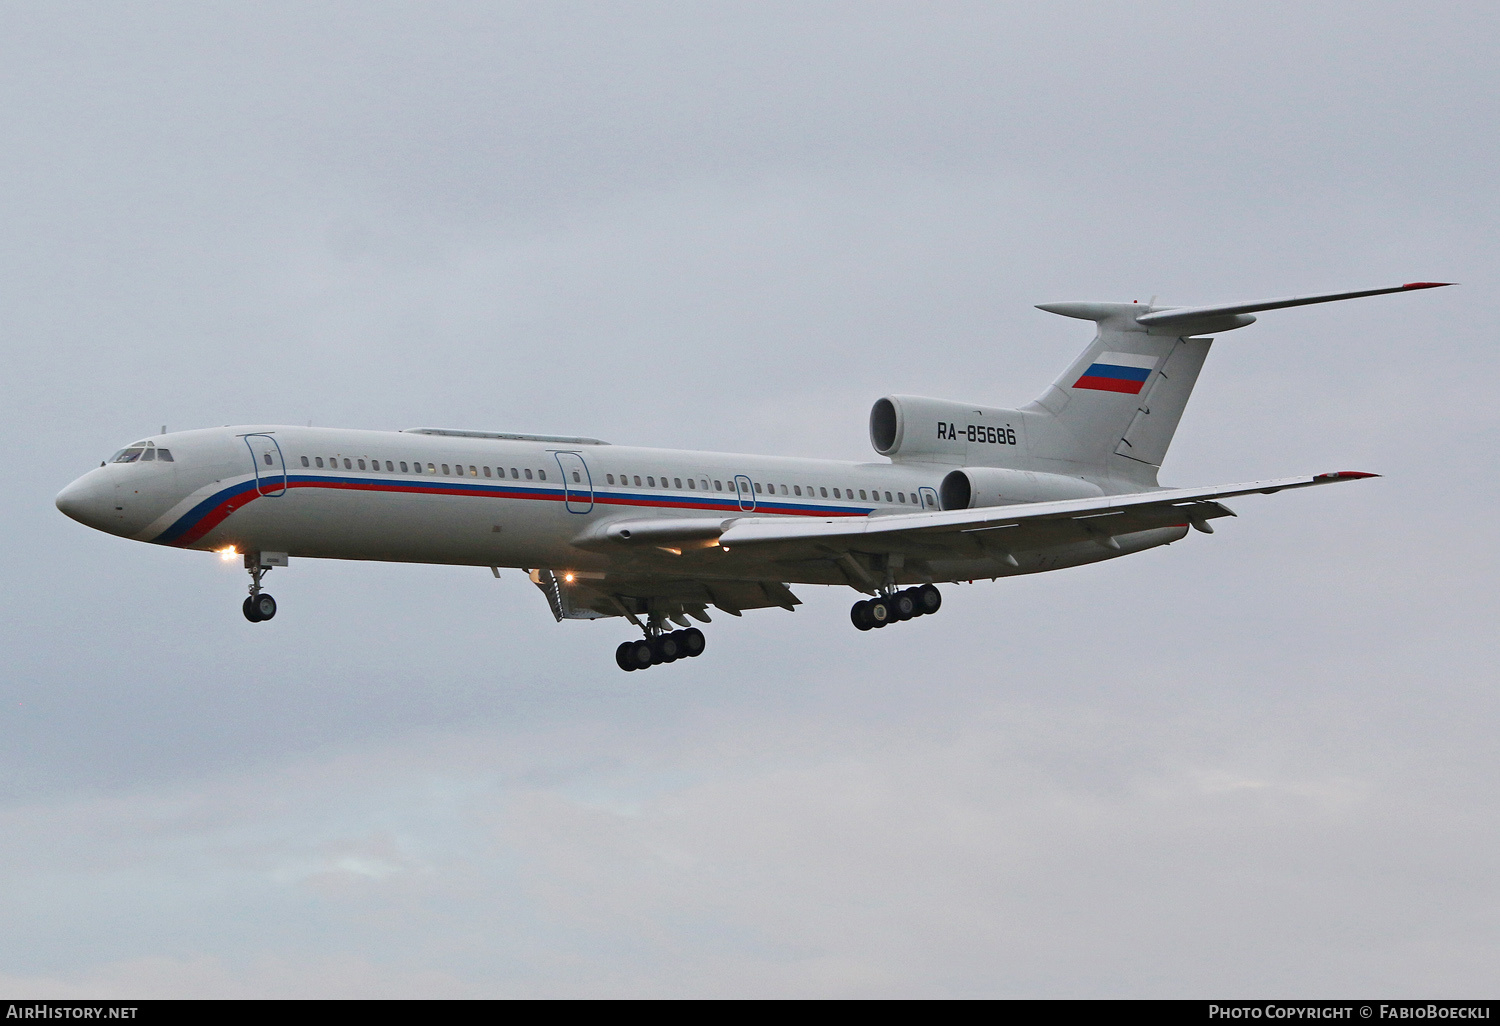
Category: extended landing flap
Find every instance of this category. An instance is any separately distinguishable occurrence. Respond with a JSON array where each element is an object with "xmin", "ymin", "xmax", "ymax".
[{"xmin": 530, "ymin": 569, "xmax": 612, "ymax": 621}]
